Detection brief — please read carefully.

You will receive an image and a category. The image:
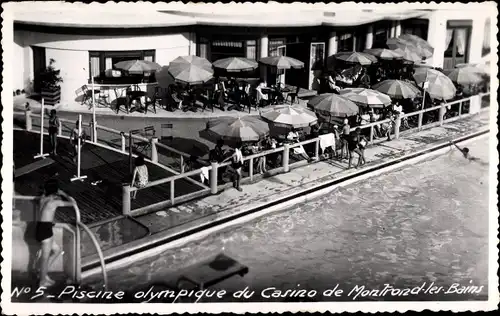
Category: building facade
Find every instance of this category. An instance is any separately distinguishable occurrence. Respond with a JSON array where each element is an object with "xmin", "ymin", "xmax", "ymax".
[{"xmin": 12, "ymin": 5, "xmax": 493, "ymax": 103}]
